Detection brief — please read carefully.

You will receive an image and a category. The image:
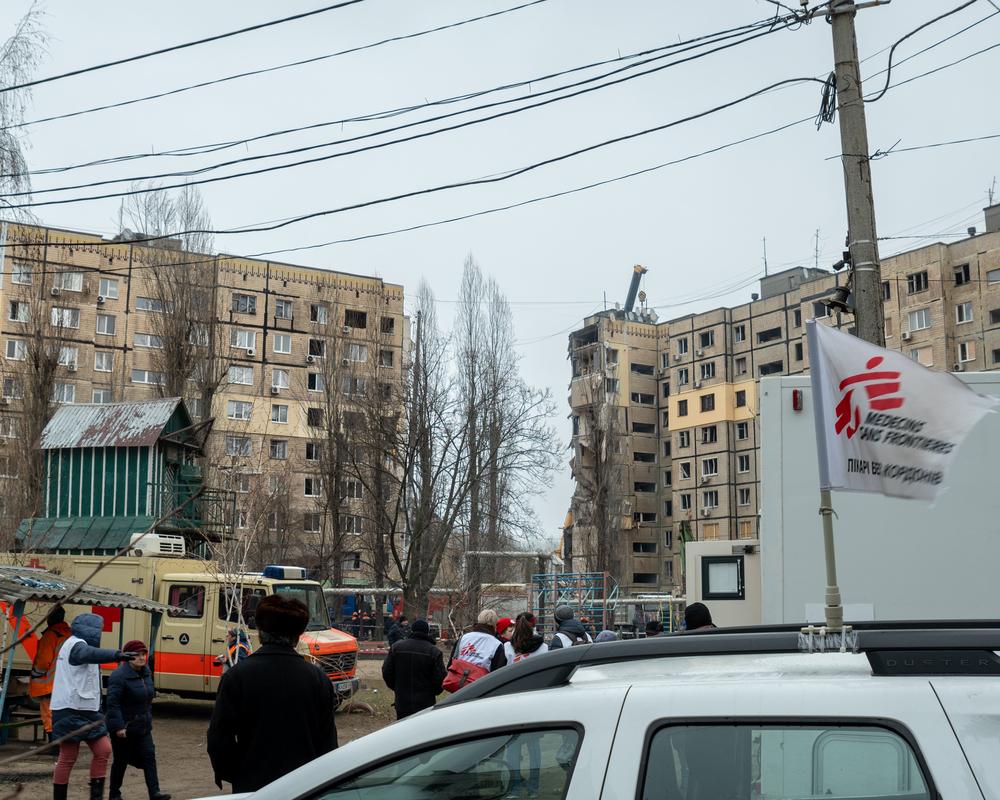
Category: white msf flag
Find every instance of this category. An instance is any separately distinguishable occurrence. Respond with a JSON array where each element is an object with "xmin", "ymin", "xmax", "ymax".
[{"xmin": 807, "ymin": 321, "xmax": 998, "ymax": 500}]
